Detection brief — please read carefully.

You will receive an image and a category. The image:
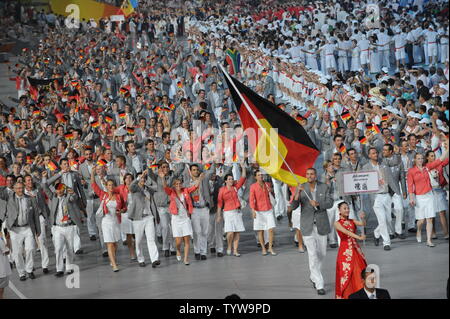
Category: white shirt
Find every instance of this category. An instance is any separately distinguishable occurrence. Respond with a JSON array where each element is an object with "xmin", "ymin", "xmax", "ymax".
[
  {"xmin": 16, "ymin": 195, "xmax": 28, "ymax": 226},
  {"xmin": 364, "ymin": 288, "xmax": 377, "ymax": 299}
]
